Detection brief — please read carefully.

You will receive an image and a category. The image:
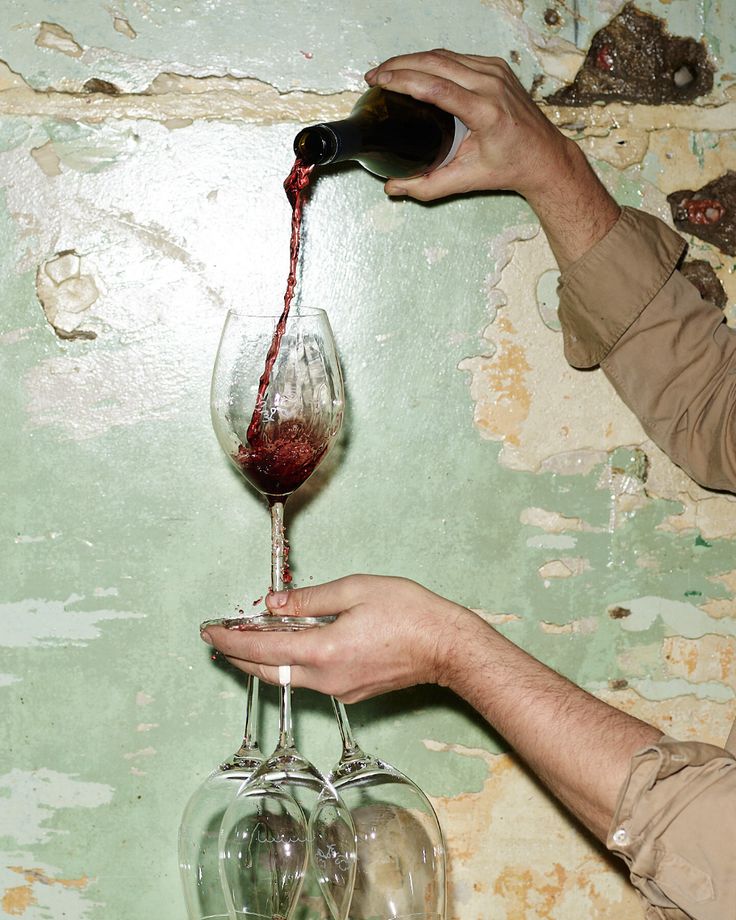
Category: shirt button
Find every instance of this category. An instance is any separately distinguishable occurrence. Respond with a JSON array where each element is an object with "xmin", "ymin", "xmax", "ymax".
[{"xmin": 612, "ymin": 827, "xmax": 629, "ymax": 846}]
